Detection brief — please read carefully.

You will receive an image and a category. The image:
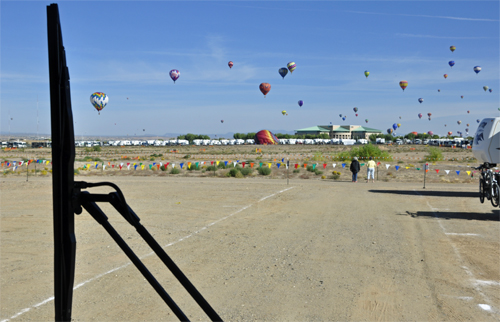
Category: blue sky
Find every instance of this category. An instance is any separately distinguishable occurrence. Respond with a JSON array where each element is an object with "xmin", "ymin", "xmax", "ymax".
[{"xmin": 1, "ymin": 1, "xmax": 499, "ymax": 138}]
